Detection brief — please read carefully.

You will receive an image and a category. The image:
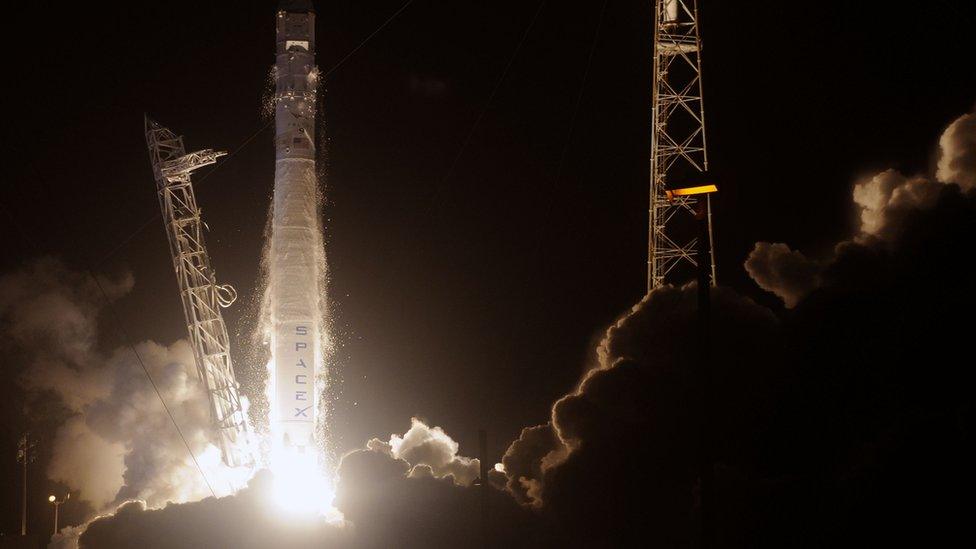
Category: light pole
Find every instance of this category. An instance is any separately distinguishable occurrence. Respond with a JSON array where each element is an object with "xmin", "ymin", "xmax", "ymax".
[
  {"xmin": 48, "ymin": 493, "xmax": 69, "ymax": 536},
  {"xmin": 665, "ymin": 183, "xmax": 718, "ymax": 548}
]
